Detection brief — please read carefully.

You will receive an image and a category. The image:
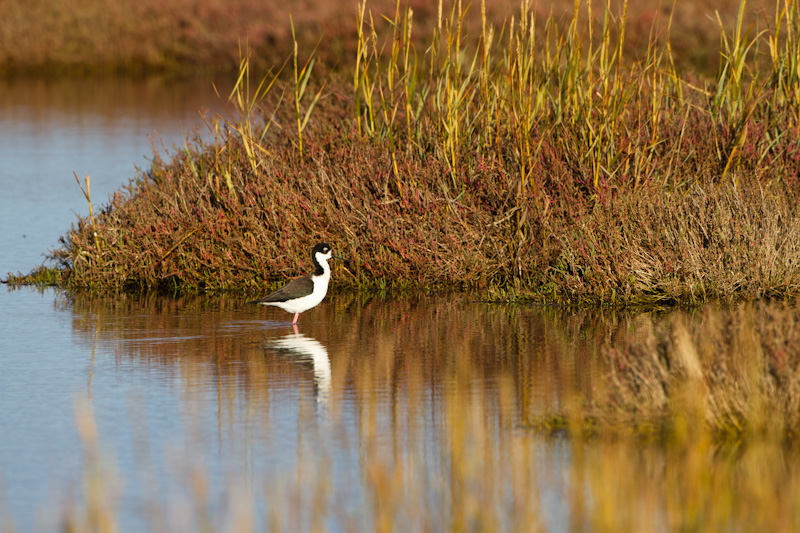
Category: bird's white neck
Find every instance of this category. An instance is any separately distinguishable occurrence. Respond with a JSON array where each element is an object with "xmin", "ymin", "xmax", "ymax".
[
  {"xmin": 312, "ymin": 251, "xmax": 332, "ymax": 278},
  {"xmin": 311, "ymin": 257, "xmax": 331, "ymax": 298}
]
